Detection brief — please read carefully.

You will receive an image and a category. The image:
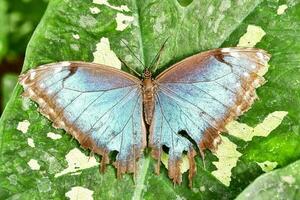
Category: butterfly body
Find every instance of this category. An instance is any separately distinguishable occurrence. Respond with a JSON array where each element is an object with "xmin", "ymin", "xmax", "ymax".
[
  {"xmin": 142, "ymin": 69, "xmax": 156, "ymax": 125},
  {"xmin": 19, "ymin": 47, "xmax": 270, "ymax": 186}
]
